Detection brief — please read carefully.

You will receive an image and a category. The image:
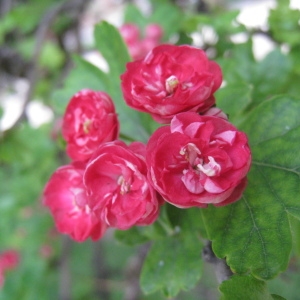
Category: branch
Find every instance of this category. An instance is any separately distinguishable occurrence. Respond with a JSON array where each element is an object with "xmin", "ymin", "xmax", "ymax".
[
  {"xmin": 0, "ymin": 0, "xmax": 12, "ymax": 17},
  {"xmin": 91, "ymin": 240, "xmax": 112, "ymax": 299},
  {"xmin": 4, "ymin": 0, "xmax": 88, "ymax": 133},
  {"xmin": 59, "ymin": 236, "xmax": 73, "ymax": 300},
  {"xmin": 249, "ymin": 28, "xmax": 277, "ymax": 42},
  {"xmin": 124, "ymin": 243, "xmax": 150, "ymax": 300},
  {"xmin": 202, "ymin": 240, "xmax": 233, "ymax": 283}
]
